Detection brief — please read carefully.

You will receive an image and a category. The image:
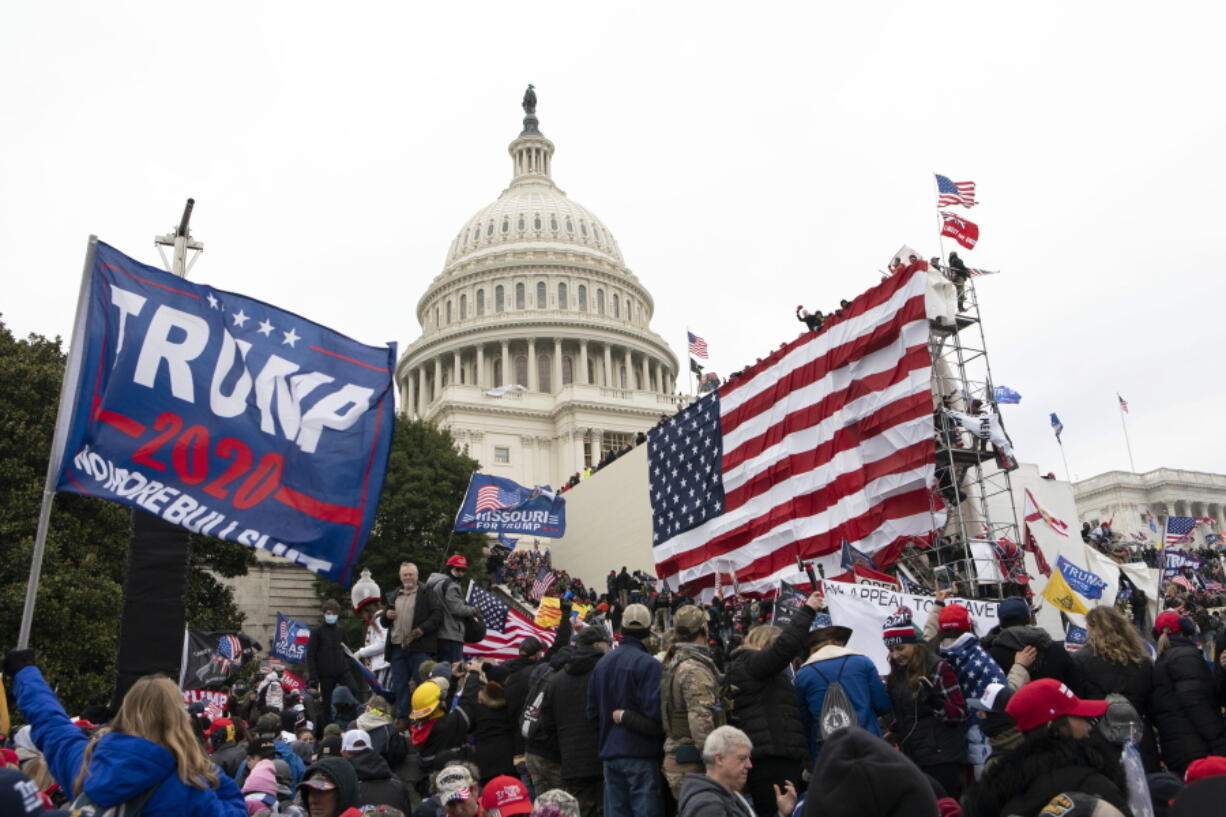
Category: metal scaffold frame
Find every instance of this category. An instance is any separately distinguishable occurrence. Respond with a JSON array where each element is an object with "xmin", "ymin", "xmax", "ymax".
[{"xmin": 898, "ymin": 273, "xmax": 1024, "ymax": 601}]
